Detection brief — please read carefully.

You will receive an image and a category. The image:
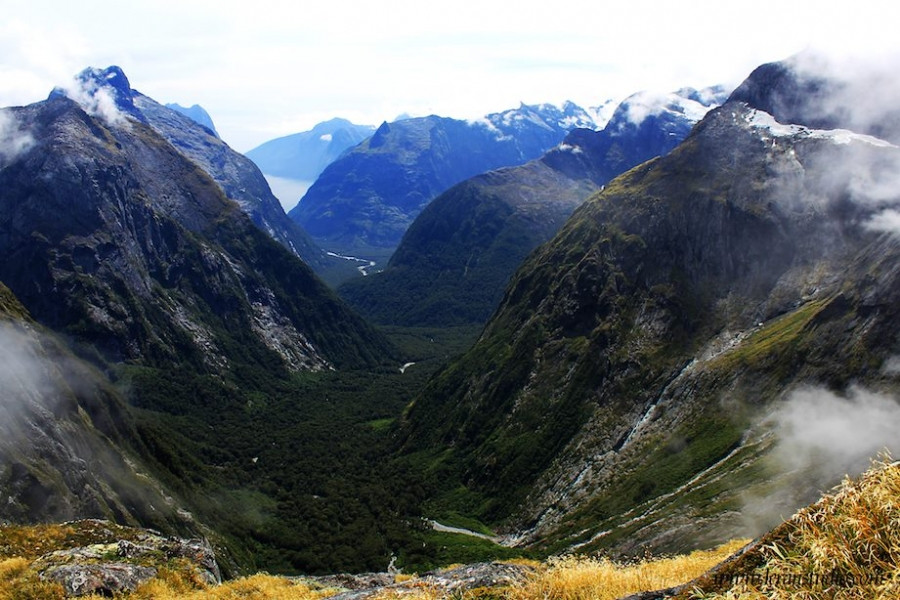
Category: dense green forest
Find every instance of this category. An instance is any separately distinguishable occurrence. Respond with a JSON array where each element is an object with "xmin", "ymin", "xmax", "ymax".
[{"xmin": 119, "ymin": 324, "xmax": 524, "ymax": 574}]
